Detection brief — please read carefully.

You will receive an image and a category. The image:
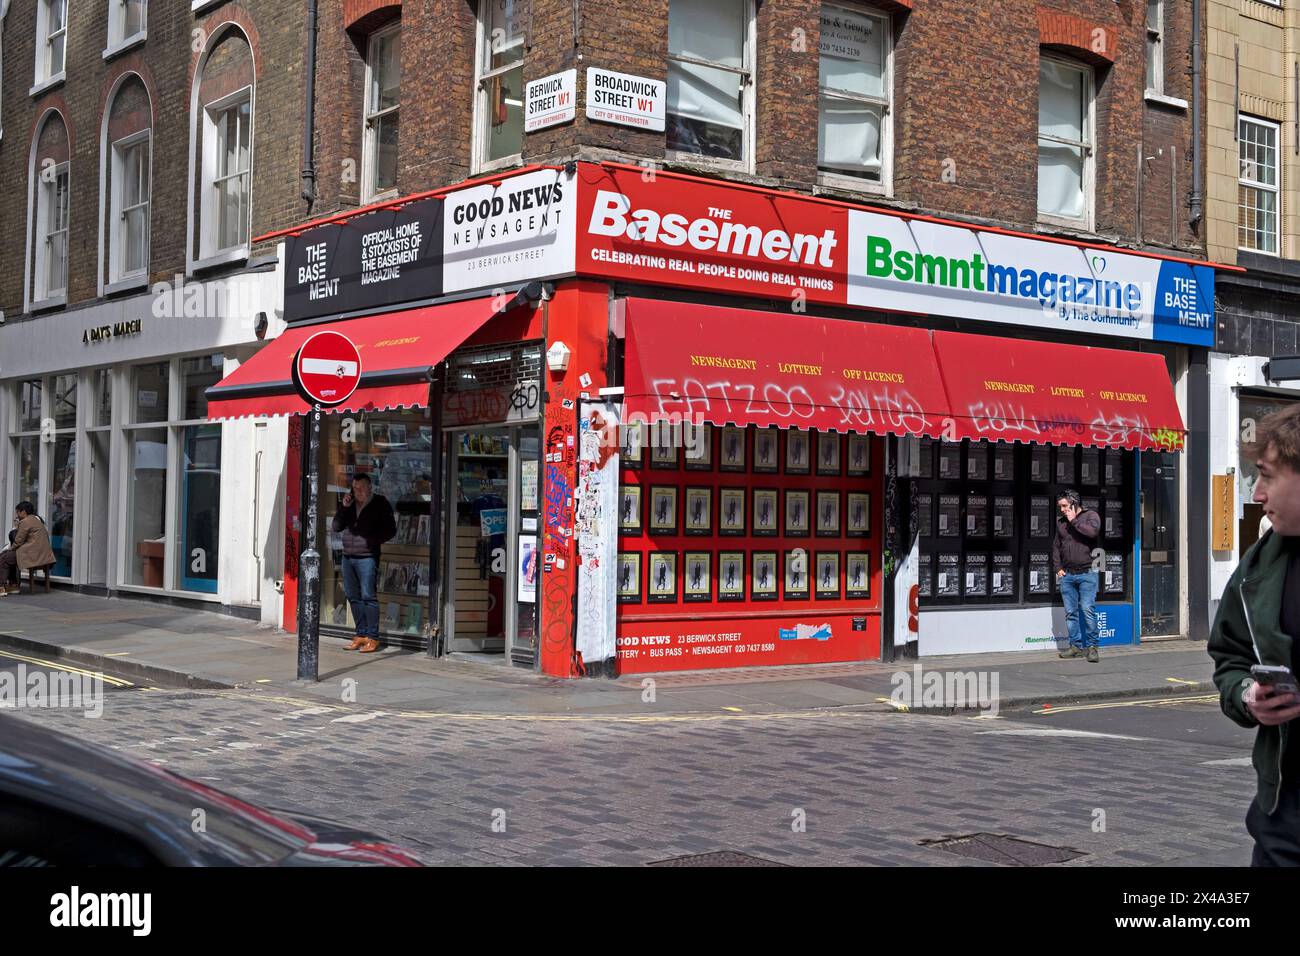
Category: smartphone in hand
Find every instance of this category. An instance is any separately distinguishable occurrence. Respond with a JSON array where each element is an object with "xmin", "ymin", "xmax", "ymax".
[{"xmin": 1251, "ymin": 664, "xmax": 1300, "ymax": 697}]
